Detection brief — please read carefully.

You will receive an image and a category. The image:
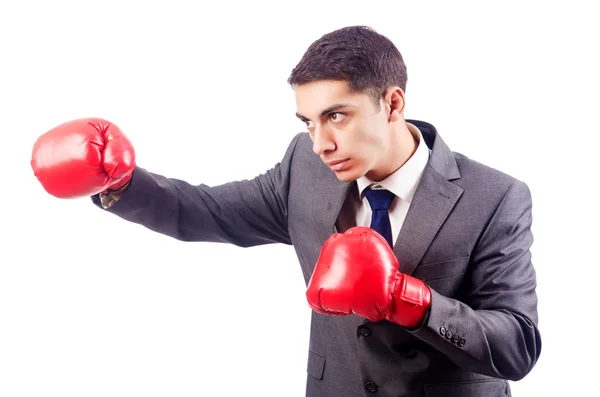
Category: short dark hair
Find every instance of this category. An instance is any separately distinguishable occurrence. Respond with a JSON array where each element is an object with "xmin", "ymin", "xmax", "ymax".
[{"xmin": 287, "ymin": 26, "xmax": 408, "ymax": 106}]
